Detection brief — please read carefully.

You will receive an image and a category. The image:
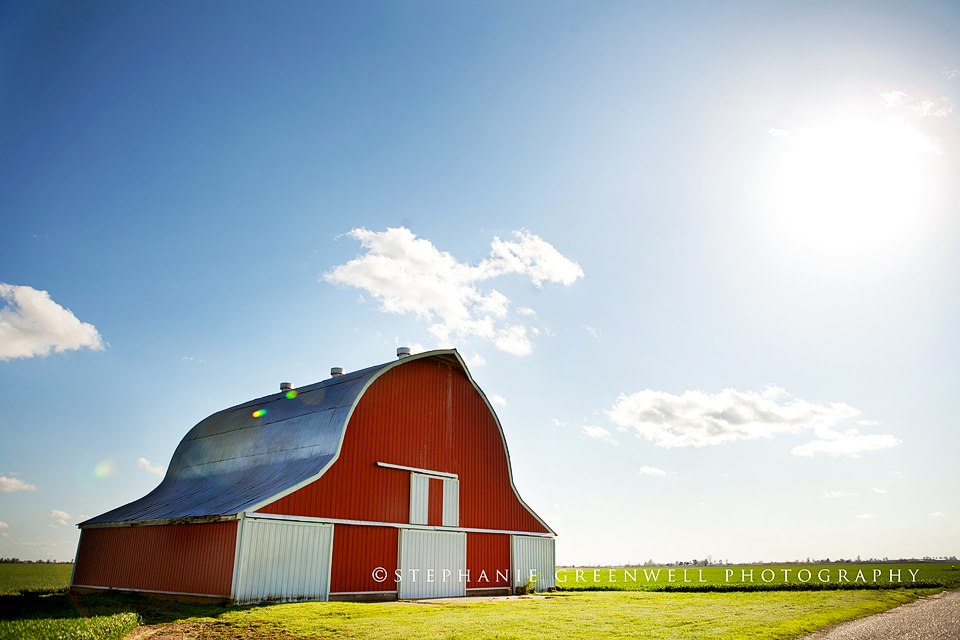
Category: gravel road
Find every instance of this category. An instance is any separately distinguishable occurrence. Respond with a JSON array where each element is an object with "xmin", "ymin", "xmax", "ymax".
[{"xmin": 803, "ymin": 589, "xmax": 960, "ymax": 640}]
